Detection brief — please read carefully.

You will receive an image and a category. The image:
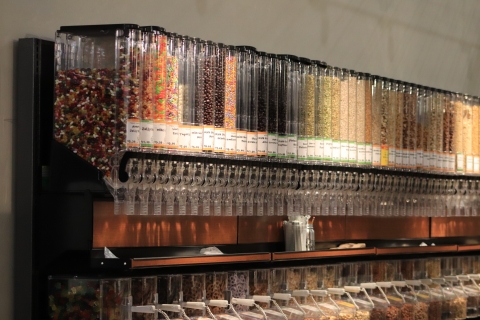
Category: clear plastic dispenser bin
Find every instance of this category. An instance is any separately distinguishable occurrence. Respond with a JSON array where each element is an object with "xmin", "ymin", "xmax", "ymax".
[
  {"xmin": 326, "ymin": 288, "xmax": 357, "ymax": 320},
  {"xmin": 375, "ymin": 282, "xmax": 402, "ymax": 320},
  {"xmin": 158, "ymin": 275, "xmax": 183, "ymax": 318},
  {"xmin": 54, "ymin": 24, "xmax": 142, "ymax": 202},
  {"xmin": 249, "ymin": 269, "xmax": 271, "ymax": 308},
  {"xmin": 181, "ymin": 274, "xmax": 206, "ymax": 317},
  {"xmin": 132, "ymin": 276, "xmax": 157, "ymax": 320},
  {"xmin": 205, "ymin": 272, "xmax": 228, "ymax": 314},
  {"xmin": 48, "ymin": 277, "xmax": 132, "ymax": 320}
]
